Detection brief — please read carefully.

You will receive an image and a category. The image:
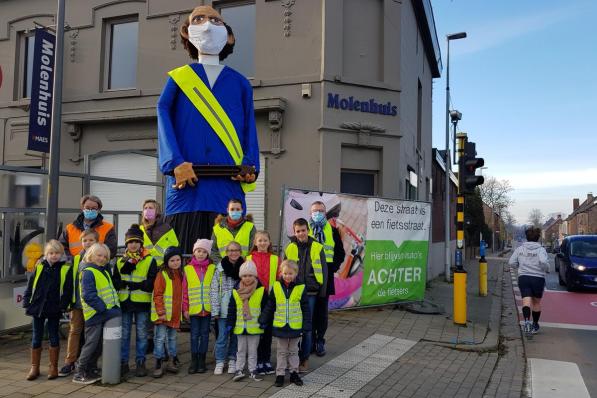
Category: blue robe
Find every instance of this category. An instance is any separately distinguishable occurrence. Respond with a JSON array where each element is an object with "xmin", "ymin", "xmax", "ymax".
[{"xmin": 157, "ymin": 63, "xmax": 260, "ymax": 215}]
